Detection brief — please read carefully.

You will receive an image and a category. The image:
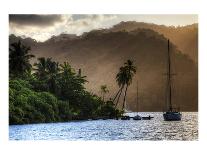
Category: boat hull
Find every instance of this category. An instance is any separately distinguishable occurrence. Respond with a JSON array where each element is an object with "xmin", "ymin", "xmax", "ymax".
[
  {"xmin": 142, "ymin": 116, "xmax": 153, "ymax": 120},
  {"xmin": 163, "ymin": 112, "xmax": 182, "ymax": 121},
  {"xmin": 121, "ymin": 116, "xmax": 130, "ymax": 120},
  {"xmin": 133, "ymin": 115, "xmax": 142, "ymax": 120}
]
